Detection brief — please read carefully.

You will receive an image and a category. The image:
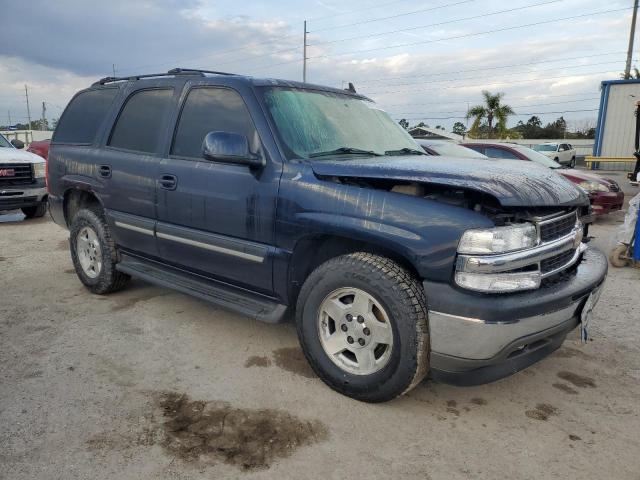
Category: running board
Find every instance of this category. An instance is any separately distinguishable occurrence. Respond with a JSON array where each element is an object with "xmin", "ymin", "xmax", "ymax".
[{"xmin": 116, "ymin": 254, "xmax": 289, "ymax": 324}]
